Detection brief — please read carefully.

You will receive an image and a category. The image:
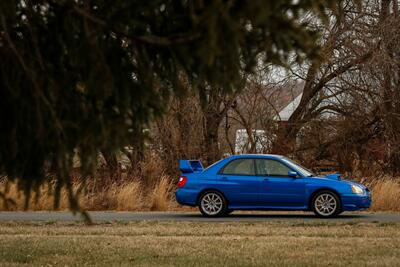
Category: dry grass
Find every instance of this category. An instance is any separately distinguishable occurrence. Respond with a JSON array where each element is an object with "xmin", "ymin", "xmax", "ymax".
[
  {"xmin": 0, "ymin": 182, "xmax": 72, "ymax": 211},
  {"xmin": 0, "ymin": 178, "xmax": 178, "ymax": 212},
  {"xmin": 150, "ymin": 175, "xmax": 173, "ymax": 211},
  {"xmin": 370, "ymin": 179, "xmax": 400, "ymax": 211},
  {"xmin": 2, "ymin": 177, "xmax": 400, "ymax": 212},
  {"xmin": 115, "ymin": 181, "xmax": 143, "ymax": 211},
  {"xmin": 0, "ymin": 220, "xmax": 399, "ymax": 266},
  {"xmin": 137, "ymin": 153, "xmax": 167, "ymax": 187}
]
